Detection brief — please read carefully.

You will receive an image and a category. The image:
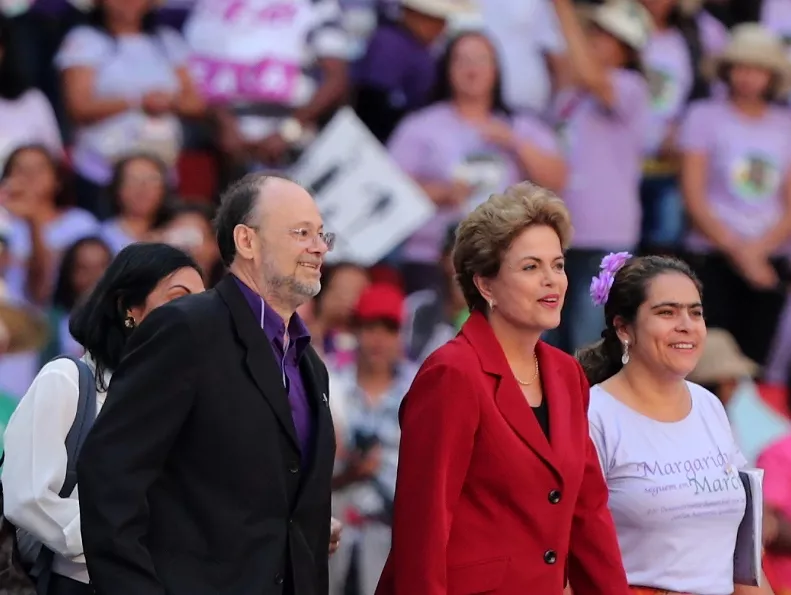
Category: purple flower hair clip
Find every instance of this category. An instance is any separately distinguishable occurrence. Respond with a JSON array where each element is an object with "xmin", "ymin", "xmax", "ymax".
[{"xmin": 589, "ymin": 251, "xmax": 632, "ymax": 307}]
